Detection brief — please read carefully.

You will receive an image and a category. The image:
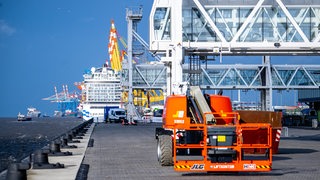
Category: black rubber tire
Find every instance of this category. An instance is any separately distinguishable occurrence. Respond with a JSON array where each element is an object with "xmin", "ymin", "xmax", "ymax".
[{"xmin": 157, "ymin": 135, "xmax": 173, "ymax": 166}]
